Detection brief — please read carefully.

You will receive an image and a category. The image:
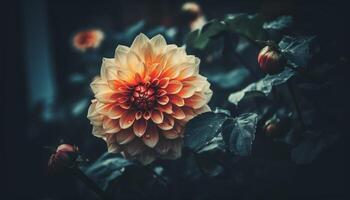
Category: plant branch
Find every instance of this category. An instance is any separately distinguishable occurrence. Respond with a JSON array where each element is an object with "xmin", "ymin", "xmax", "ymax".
[
  {"xmin": 287, "ymin": 82, "xmax": 306, "ymax": 131},
  {"xmin": 142, "ymin": 165, "xmax": 168, "ymax": 186},
  {"xmin": 72, "ymin": 166, "xmax": 108, "ymax": 200}
]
